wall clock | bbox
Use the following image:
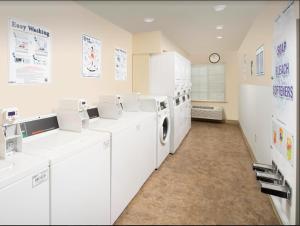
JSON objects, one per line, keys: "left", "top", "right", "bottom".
{"left": 209, "top": 53, "right": 220, "bottom": 63}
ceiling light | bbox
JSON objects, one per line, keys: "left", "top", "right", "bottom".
{"left": 216, "top": 25, "right": 223, "bottom": 30}
{"left": 216, "top": 36, "right": 223, "bottom": 39}
{"left": 214, "top": 4, "right": 226, "bottom": 12}
{"left": 144, "top": 18, "right": 154, "bottom": 23}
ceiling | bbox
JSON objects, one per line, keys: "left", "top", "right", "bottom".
{"left": 78, "top": 1, "right": 268, "bottom": 56}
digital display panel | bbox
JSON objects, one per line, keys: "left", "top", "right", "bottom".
{"left": 8, "top": 111, "right": 16, "bottom": 116}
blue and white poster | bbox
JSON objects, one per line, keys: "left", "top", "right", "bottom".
{"left": 271, "top": 1, "right": 298, "bottom": 224}
{"left": 9, "top": 18, "right": 51, "bottom": 84}
{"left": 82, "top": 34, "right": 101, "bottom": 78}
{"left": 272, "top": 2, "right": 297, "bottom": 167}
{"left": 114, "top": 48, "right": 127, "bottom": 81}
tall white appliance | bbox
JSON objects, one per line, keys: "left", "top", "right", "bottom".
{"left": 149, "top": 51, "right": 192, "bottom": 153}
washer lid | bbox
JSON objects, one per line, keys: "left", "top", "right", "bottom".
{"left": 0, "top": 153, "right": 48, "bottom": 190}
{"left": 22, "top": 129, "right": 110, "bottom": 165}
{"left": 89, "top": 112, "right": 156, "bottom": 134}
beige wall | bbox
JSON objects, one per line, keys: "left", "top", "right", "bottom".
{"left": 133, "top": 31, "right": 188, "bottom": 57}
{"left": 190, "top": 51, "right": 239, "bottom": 121}
{"left": 238, "top": 1, "right": 287, "bottom": 86}
{"left": 132, "top": 54, "right": 150, "bottom": 94}
{"left": 160, "top": 32, "right": 189, "bottom": 58}
{"left": 0, "top": 1, "right": 132, "bottom": 117}
{"left": 190, "top": 1, "right": 295, "bottom": 121}
{"left": 132, "top": 30, "right": 189, "bottom": 94}
{"left": 133, "top": 31, "right": 161, "bottom": 54}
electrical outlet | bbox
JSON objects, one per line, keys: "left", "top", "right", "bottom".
{"left": 272, "top": 160, "right": 278, "bottom": 171}
{"left": 254, "top": 134, "right": 257, "bottom": 142}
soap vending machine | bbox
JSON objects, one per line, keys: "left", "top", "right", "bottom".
{"left": 0, "top": 108, "right": 22, "bottom": 159}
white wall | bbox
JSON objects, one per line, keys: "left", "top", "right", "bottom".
{"left": 239, "top": 84, "right": 272, "bottom": 164}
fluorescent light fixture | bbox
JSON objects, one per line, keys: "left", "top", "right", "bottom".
{"left": 144, "top": 18, "right": 155, "bottom": 23}
{"left": 216, "top": 25, "right": 223, "bottom": 30}
{"left": 214, "top": 4, "right": 226, "bottom": 12}
{"left": 216, "top": 36, "right": 223, "bottom": 39}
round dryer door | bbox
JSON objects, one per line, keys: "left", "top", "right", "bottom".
{"left": 160, "top": 115, "right": 170, "bottom": 145}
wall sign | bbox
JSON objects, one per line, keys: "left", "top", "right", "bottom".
{"left": 9, "top": 18, "right": 51, "bottom": 84}
{"left": 272, "top": 3, "right": 296, "bottom": 167}
{"left": 82, "top": 34, "right": 101, "bottom": 78}
{"left": 114, "top": 48, "right": 127, "bottom": 81}
{"left": 271, "top": 1, "right": 298, "bottom": 224}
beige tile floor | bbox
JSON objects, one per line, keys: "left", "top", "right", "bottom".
{"left": 115, "top": 121, "right": 280, "bottom": 225}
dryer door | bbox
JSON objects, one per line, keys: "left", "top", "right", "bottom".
{"left": 160, "top": 115, "right": 170, "bottom": 145}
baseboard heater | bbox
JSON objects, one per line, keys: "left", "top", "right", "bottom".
{"left": 191, "top": 106, "right": 224, "bottom": 121}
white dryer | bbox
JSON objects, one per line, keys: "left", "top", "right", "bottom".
{"left": 87, "top": 107, "right": 156, "bottom": 224}
{"left": 21, "top": 114, "right": 111, "bottom": 225}
{"left": 0, "top": 153, "right": 49, "bottom": 225}
{"left": 139, "top": 96, "right": 171, "bottom": 168}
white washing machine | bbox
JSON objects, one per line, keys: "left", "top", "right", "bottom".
{"left": 0, "top": 153, "right": 49, "bottom": 225}
{"left": 87, "top": 107, "right": 156, "bottom": 224}
{"left": 21, "top": 114, "right": 111, "bottom": 225}
{"left": 139, "top": 96, "right": 171, "bottom": 168}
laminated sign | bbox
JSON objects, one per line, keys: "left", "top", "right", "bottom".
{"left": 82, "top": 34, "right": 101, "bottom": 77}
{"left": 114, "top": 48, "right": 127, "bottom": 81}
{"left": 9, "top": 19, "right": 51, "bottom": 84}
{"left": 271, "top": 2, "right": 297, "bottom": 167}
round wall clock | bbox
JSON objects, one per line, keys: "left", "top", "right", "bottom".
{"left": 209, "top": 53, "right": 220, "bottom": 63}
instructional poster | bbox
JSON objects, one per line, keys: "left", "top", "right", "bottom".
{"left": 114, "top": 48, "right": 127, "bottom": 80}
{"left": 82, "top": 35, "right": 101, "bottom": 77}
{"left": 9, "top": 18, "right": 50, "bottom": 84}
{"left": 271, "top": 2, "right": 297, "bottom": 167}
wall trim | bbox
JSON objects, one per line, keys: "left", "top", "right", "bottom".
{"left": 238, "top": 121, "right": 283, "bottom": 225}
{"left": 225, "top": 120, "right": 239, "bottom": 125}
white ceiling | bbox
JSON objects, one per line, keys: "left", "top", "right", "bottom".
{"left": 78, "top": 1, "right": 268, "bottom": 56}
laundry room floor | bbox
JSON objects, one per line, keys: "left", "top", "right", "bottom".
{"left": 115, "top": 121, "right": 280, "bottom": 225}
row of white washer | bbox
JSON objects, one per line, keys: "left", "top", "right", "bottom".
{"left": 0, "top": 95, "right": 174, "bottom": 225}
